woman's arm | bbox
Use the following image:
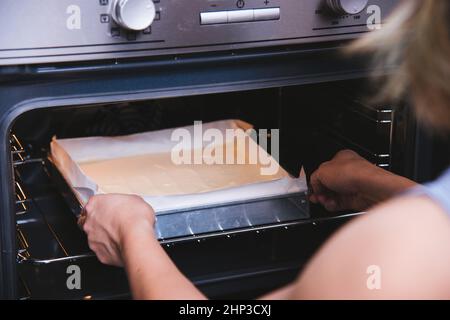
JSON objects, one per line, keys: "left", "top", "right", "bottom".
{"left": 259, "top": 285, "right": 296, "bottom": 300}
{"left": 122, "top": 227, "right": 205, "bottom": 300}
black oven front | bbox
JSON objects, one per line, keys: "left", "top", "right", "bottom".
{"left": 1, "top": 0, "right": 434, "bottom": 300}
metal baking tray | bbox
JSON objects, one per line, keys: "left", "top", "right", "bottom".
{"left": 47, "top": 158, "right": 310, "bottom": 244}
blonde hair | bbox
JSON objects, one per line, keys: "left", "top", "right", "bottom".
{"left": 350, "top": 0, "right": 450, "bottom": 132}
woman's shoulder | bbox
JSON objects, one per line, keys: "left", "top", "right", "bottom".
{"left": 293, "top": 195, "right": 450, "bottom": 299}
{"left": 416, "top": 167, "right": 450, "bottom": 214}
{"left": 428, "top": 167, "right": 450, "bottom": 186}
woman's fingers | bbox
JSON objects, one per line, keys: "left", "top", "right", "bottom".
{"left": 78, "top": 194, "right": 156, "bottom": 267}
{"left": 310, "top": 170, "right": 326, "bottom": 195}
{"left": 323, "top": 199, "right": 338, "bottom": 212}
{"left": 310, "top": 166, "right": 337, "bottom": 209}
{"left": 310, "top": 189, "right": 345, "bottom": 212}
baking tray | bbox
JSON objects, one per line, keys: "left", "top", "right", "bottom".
{"left": 47, "top": 158, "right": 310, "bottom": 243}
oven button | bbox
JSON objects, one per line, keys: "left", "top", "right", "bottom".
{"left": 227, "top": 9, "right": 254, "bottom": 23}
{"left": 253, "top": 8, "right": 280, "bottom": 21}
{"left": 326, "top": 0, "right": 369, "bottom": 15}
{"left": 112, "top": 0, "right": 156, "bottom": 31}
{"left": 200, "top": 11, "right": 228, "bottom": 25}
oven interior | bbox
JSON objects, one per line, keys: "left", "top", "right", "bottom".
{"left": 10, "top": 78, "right": 407, "bottom": 299}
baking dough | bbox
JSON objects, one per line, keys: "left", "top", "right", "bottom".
{"left": 79, "top": 141, "right": 287, "bottom": 196}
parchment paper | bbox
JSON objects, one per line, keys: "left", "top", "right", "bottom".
{"left": 51, "top": 120, "right": 307, "bottom": 213}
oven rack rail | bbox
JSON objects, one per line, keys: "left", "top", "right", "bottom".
{"left": 13, "top": 196, "right": 310, "bottom": 266}
{"left": 10, "top": 133, "right": 59, "bottom": 263}
{"left": 11, "top": 133, "right": 32, "bottom": 262}
{"left": 316, "top": 86, "right": 394, "bottom": 170}
{"left": 17, "top": 211, "right": 362, "bottom": 267}
{"left": 325, "top": 129, "right": 392, "bottom": 169}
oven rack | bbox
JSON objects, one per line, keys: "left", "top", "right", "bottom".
{"left": 326, "top": 130, "right": 392, "bottom": 169}
{"left": 40, "top": 171, "right": 312, "bottom": 261}
{"left": 10, "top": 134, "right": 70, "bottom": 264}
{"left": 11, "top": 133, "right": 315, "bottom": 267}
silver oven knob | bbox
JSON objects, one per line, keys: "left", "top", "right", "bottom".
{"left": 326, "top": 0, "right": 369, "bottom": 15}
{"left": 112, "top": 0, "right": 156, "bottom": 31}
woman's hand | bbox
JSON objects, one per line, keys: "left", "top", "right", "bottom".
{"left": 80, "top": 194, "right": 205, "bottom": 299}
{"left": 310, "top": 150, "right": 417, "bottom": 212}
{"left": 80, "top": 194, "right": 156, "bottom": 267}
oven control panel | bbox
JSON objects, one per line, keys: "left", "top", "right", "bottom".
{"left": 0, "top": 0, "right": 398, "bottom": 65}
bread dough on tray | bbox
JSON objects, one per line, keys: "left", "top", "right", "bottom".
{"left": 80, "top": 147, "right": 287, "bottom": 197}
{"left": 50, "top": 120, "right": 306, "bottom": 213}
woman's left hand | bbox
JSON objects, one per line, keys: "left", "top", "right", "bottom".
{"left": 80, "top": 194, "right": 156, "bottom": 267}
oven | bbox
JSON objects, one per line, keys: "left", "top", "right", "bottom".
{"left": 3, "top": 0, "right": 443, "bottom": 300}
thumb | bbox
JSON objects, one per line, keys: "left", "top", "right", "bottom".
{"left": 310, "top": 170, "right": 326, "bottom": 195}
